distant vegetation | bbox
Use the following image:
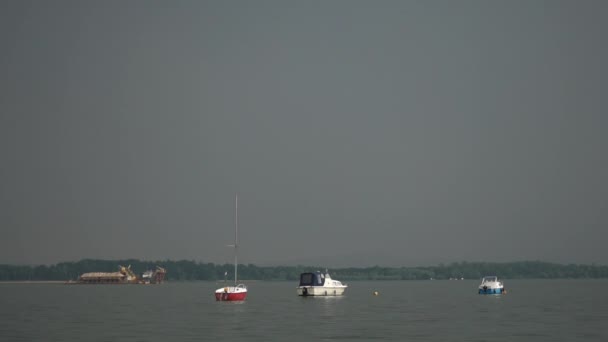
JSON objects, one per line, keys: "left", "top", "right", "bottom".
{"left": 1, "top": 260, "right": 607, "bottom": 281}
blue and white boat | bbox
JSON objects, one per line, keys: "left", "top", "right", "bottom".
{"left": 478, "top": 276, "right": 505, "bottom": 294}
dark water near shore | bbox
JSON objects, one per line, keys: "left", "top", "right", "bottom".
{"left": 1, "top": 279, "right": 607, "bottom": 341}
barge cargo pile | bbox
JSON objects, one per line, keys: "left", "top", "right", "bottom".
{"left": 70, "top": 265, "right": 166, "bottom": 284}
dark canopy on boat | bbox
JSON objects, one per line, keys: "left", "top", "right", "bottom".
{"left": 299, "top": 272, "right": 325, "bottom": 286}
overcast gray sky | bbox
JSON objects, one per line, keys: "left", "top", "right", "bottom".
{"left": 1, "top": 0, "right": 607, "bottom": 267}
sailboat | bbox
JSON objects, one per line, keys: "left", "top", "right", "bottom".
{"left": 214, "top": 194, "right": 248, "bottom": 301}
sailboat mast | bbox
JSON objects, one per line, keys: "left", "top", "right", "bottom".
{"left": 234, "top": 193, "right": 238, "bottom": 285}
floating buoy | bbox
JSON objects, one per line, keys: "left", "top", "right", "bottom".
{"left": 373, "top": 291, "right": 379, "bottom": 296}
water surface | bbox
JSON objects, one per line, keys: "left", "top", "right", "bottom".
{"left": 1, "top": 279, "right": 607, "bottom": 341}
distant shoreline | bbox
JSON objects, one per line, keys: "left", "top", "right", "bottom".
{"left": 2, "top": 260, "right": 607, "bottom": 281}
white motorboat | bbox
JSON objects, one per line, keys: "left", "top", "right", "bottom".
{"left": 297, "top": 270, "right": 347, "bottom": 296}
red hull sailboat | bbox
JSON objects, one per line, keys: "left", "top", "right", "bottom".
{"left": 215, "top": 284, "right": 248, "bottom": 301}
{"left": 215, "top": 194, "right": 248, "bottom": 301}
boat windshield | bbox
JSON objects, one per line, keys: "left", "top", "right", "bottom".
{"left": 482, "top": 276, "right": 498, "bottom": 282}
{"left": 299, "top": 272, "right": 325, "bottom": 286}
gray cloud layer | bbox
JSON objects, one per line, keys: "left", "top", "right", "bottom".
{"left": 1, "top": 1, "right": 607, "bottom": 266}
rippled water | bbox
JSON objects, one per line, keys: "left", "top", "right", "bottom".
{"left": 1, "top": 279, "right": 607, "bottom": 341}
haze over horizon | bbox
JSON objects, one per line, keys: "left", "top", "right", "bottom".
{"left": 2, "top": 1, "right": 607, "bottom": 267}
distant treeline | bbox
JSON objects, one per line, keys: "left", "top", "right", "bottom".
{"left": 0, "top": 259, "right": 607, "bottom": 281}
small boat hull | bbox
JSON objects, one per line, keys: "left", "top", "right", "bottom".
{"left": 215, "top": 285, "right": 248, "bottom": 301}
{"left": 215, "top": 292, "right": 248, "bottom": 301}
{"left": 478, "top": 288, "right": 504, "bottom": 295}
{"left": 297, "top": 286, "right": 347, "bottom": 296}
